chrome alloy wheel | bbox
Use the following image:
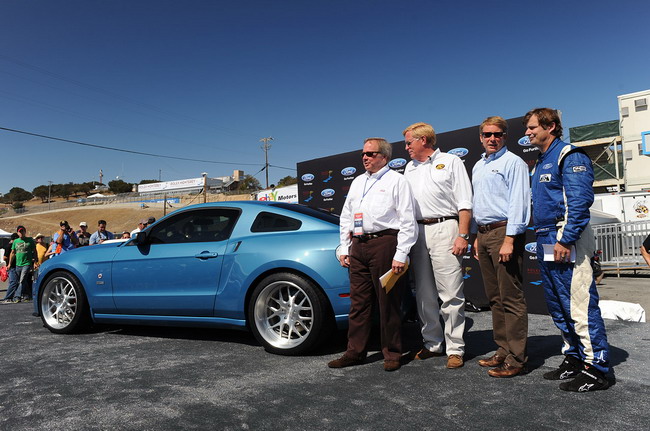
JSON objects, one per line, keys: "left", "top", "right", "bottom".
{"left": 41, "top": 276, "right": 79, "bottom": 330}
{"left": 253, "top": 280, "right": 314, "bottom": 349}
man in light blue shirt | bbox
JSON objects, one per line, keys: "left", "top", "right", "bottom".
{"left": 89, "top": 219, "right": 114, "bottom": 245}
{"left": 471, "top": 116, "right": 530, "bottom": 378}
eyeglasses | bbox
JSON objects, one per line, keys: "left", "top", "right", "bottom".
{"left": 481, "top": 132, "right": 505, "bottom": 138}
{"left": 361, "top": 151, "right": 381, "bottom": 158}
{"left": 405, "top": 136, "right": 421, "bottom": 146}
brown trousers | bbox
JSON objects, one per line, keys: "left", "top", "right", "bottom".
{"left": 346, "top": 234, "right": 403, "bottom": 362}
{"left": 476, "top": 226, "right": 528, "bottom": 367}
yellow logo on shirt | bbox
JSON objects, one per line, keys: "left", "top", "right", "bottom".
{"left": 436, "top": 164, "right": 445, "bottom": 169}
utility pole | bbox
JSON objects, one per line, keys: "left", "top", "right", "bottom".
{"left": 202, "top": 172, "right": 208, "bottom": 203}
{"left": 48, "top": 181, "right": 52, "bottom": 211}
{"left": 260, "top": 137, "right": 273, "bottom": 189}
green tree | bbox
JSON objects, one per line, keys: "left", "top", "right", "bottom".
{"left": 108, "top": 179, "right": 133, "bottom": 194}
{"left": 60, "top": 183, "right": 74, "bottom": 201}
{"left": 237, "top": 175, "right": 262, "bottom": 192}
{"left": 75, "top": 182, "right": 94, "bottom": 196}
{"left": 139, "top": 179, "right": 160, "bottom": 185}
{"left": 276, "top": 176, "right": 297, "bottom": 187}
{"left": 32, "top": 185, "right": 50, "bottom": 203}
{"left": 5, "top": 187, "right": 33, "bottom": 203}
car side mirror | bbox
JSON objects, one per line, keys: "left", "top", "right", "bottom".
{"left": 134, "top": 230, "right": 148, "bottom": 245}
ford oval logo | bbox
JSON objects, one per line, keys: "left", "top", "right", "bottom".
{"left": 341, "top": 167, "right": 357, "bottom": 176}
{"left": 518, "top": 136, "right": 531, "bottom": 147}
{"left": 321, "top": 188, "right": 335, "bottom": 197}
{"left": 525, "top": 242, "right": 537, "bottom": 254}
{"left": 301, "top": 173, "right": 315, "bottom": 182}
{"left": 388, "top": 158, "right": 407, "bottom": 169}
{"left": 448, "top": 148, "right": 469, "bottom": 158}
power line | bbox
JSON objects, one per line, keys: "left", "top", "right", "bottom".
{"left": 0, "top": 126, "right": 260, "bottom": 166}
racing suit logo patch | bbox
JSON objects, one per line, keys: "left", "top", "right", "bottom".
{"left": 435, "top": 164, "right": 445, "bottom": 170}
{"left": 572, "top": 165, "right": 587, "bottom": 172}
{"left": 539, "top": 174, "right": 551, "bottom": 182}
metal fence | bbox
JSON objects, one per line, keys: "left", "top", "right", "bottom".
{"left": 593, "top": 220, "right": 650, "bottom": 272}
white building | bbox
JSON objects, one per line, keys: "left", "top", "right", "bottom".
{"left": 618, "top": 89, "right": 650, "bottom": 192}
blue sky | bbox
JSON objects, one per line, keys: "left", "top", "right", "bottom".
{"left": 1, "top": 0, "right": 648, "bottom": 194}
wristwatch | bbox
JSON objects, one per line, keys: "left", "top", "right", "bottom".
{"left": 458, "top": 233, "right": 470, "bottom": 240}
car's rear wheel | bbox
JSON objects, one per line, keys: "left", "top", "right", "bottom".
{"left": 40, "top": 271, "right": 90, "bottom": 334}
{"left": 249, "top": 272, "right": 331, "bottom": 355}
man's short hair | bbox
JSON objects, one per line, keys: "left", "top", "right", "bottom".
{"left": 524, "top": 108, "right": 563, "bottom": 138}
{"left": 480, "top": 116, "right": 508, "bottom": 134}
{"left": 364, "top": 137, "right": 392, "bottom": 160}
{"left": 402, "top": 122, "right": 436, "bottom": 148}
{"left": 98, "top": 220, "right": 107, "bottom": 226}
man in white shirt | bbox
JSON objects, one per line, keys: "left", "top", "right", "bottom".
{"left": 328, "top": 138, "right": 418, "bottom": 372}
{"left": 403, "top": 122, "right": 473, "bottom": 369}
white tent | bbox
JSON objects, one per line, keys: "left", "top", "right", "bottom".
{"left": 88, "top": 193, "right": 105, "bottom": 198}
{"left": 0, "top": 228, "right": 12, "bottom": 238}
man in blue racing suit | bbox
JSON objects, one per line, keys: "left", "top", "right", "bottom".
{"left": 526, "top": 108, "right": 609, "bottom": 392}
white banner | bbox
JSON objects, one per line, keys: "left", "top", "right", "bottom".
{"left": 256, "top": 184, "right": 298, "bottom": 204}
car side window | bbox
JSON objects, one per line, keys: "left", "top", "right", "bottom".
{"left": 148, "top": 208, "right": 240, "bottom": 244}
{"left": 250, "top": 212, "right": 302, "bottom": 232}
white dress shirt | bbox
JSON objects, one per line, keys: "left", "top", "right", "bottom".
{"left": 339, "top": 166, "right": 418, "bottom": 263}
{"left": 403, "top": 149, "right": 473, "bottom": 219}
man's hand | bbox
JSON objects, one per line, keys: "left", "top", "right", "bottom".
{"left": 499, "top": 236, "right": 515, "bottom": 263}
{"left": 452, "top": 237, "right": 468, "bottom": 256}
{"left": 391, "top": 259, "right": 405, "bottom": 274}
{"left": 554, "top": 242, "right": 572, "bottom": 263}
{"left": 339, "top": 254, "right": 350, "bottom": 268}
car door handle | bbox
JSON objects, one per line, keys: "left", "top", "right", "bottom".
{"left": 194, "top": 251, "right": 219, "bottom": 259}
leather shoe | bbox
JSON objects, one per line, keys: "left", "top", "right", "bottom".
{"left": 478, "top": 354, "right": 506, "bottom": 368}
{"left": 328, "top": 354, "right": 364, "bottom": 368}
{"left": 414, "top": 348, "right": 444, "bottom": 360}
{"left": 446, "top": 354, "right": 464, "bottom": 369}
{"left": 488, "top": 363, "right": 525, "bottom": 378}
{"left": 384, "top": 360, "right": 401, "bottom": 371}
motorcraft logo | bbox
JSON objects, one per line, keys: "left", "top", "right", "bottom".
{"left": 341, "top": 167, "right": 356, "bottom": 176}
{"left": 448, "top": 148, "right": 468, "bottom": 158}
{"left": 525, "top": 242, "right": 537, "bottom": 254}
{"left": 301, "top": 173, "right": 314, "bottom": 182}
{"left": 518, "top": 136, "right": 531, "bottom": 147}
{"left": 321, "top": 188, "right": 335, "bottom": 198}
{"left": 388, "top": 158, "right": 407, "bottom": 169}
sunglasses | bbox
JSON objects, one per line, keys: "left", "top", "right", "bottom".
{"left": 361, "top": 151, "right": 381, "bottom": 158}
{"left": 481, "top": 132, "right": 505, "bottom": 138}
{"left": 405, "top": 136, "right": 421, "bottom": 146}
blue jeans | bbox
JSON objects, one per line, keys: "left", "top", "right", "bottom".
{"left": 15, "top": 265, "right": 33, "bottom": 300}
{"left": 2, "top": 267, "right": 18, "bottom": 300}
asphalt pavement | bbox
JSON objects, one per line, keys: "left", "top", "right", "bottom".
{"left": 0, "top": 276, "right": 648, "bottom": 430}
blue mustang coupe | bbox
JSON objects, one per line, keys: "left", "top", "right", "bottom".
{"left": 33, "top": 201, "right": 350, "bottom": 355}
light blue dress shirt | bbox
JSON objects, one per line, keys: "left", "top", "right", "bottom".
{"left": 471, "top": 146, "right": 530, "bottom": 236}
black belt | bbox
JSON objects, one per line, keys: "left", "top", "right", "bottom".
{"left": 352, "top": 229, "right": 399, "bottom": 241}
{"left": 477, "top": 220, "right": 508, "bottom": 233}
{"left": 417, "top": 216, "right": 458, "bottom": 225}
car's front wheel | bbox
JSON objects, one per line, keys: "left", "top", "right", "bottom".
{"left": 249, "top": 272, "right": 331, "bottom": 355}
{"left": 40, "top": 271, "right": 90, "bottom": 334}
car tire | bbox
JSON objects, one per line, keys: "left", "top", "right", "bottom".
{"left": 40, "top": 271, "right": 91, "bottom": 334}
{"left": 249, "top": 272, "right": 332, "bottom": 355}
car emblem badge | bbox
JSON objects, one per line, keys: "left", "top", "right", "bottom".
{"left": 98, "top": 273, "right": 103, "bottom": 279}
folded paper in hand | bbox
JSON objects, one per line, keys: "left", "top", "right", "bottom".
{"left": 379, "top": 259, "right": 409, "bottom": 293}
{"left": 542, "top": 244, "right": 576, "bottom": 262}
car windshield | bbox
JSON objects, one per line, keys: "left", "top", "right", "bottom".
{"left": 268, "top": 203, "right": 339, "bottom": 225}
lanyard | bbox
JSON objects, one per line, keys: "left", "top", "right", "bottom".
{"left": 361, "top": 168, "right": 388, "bottom": 202}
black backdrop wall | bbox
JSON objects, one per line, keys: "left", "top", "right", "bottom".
{"left": 297, "top": 117, "right": 548, "bottom": 314}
